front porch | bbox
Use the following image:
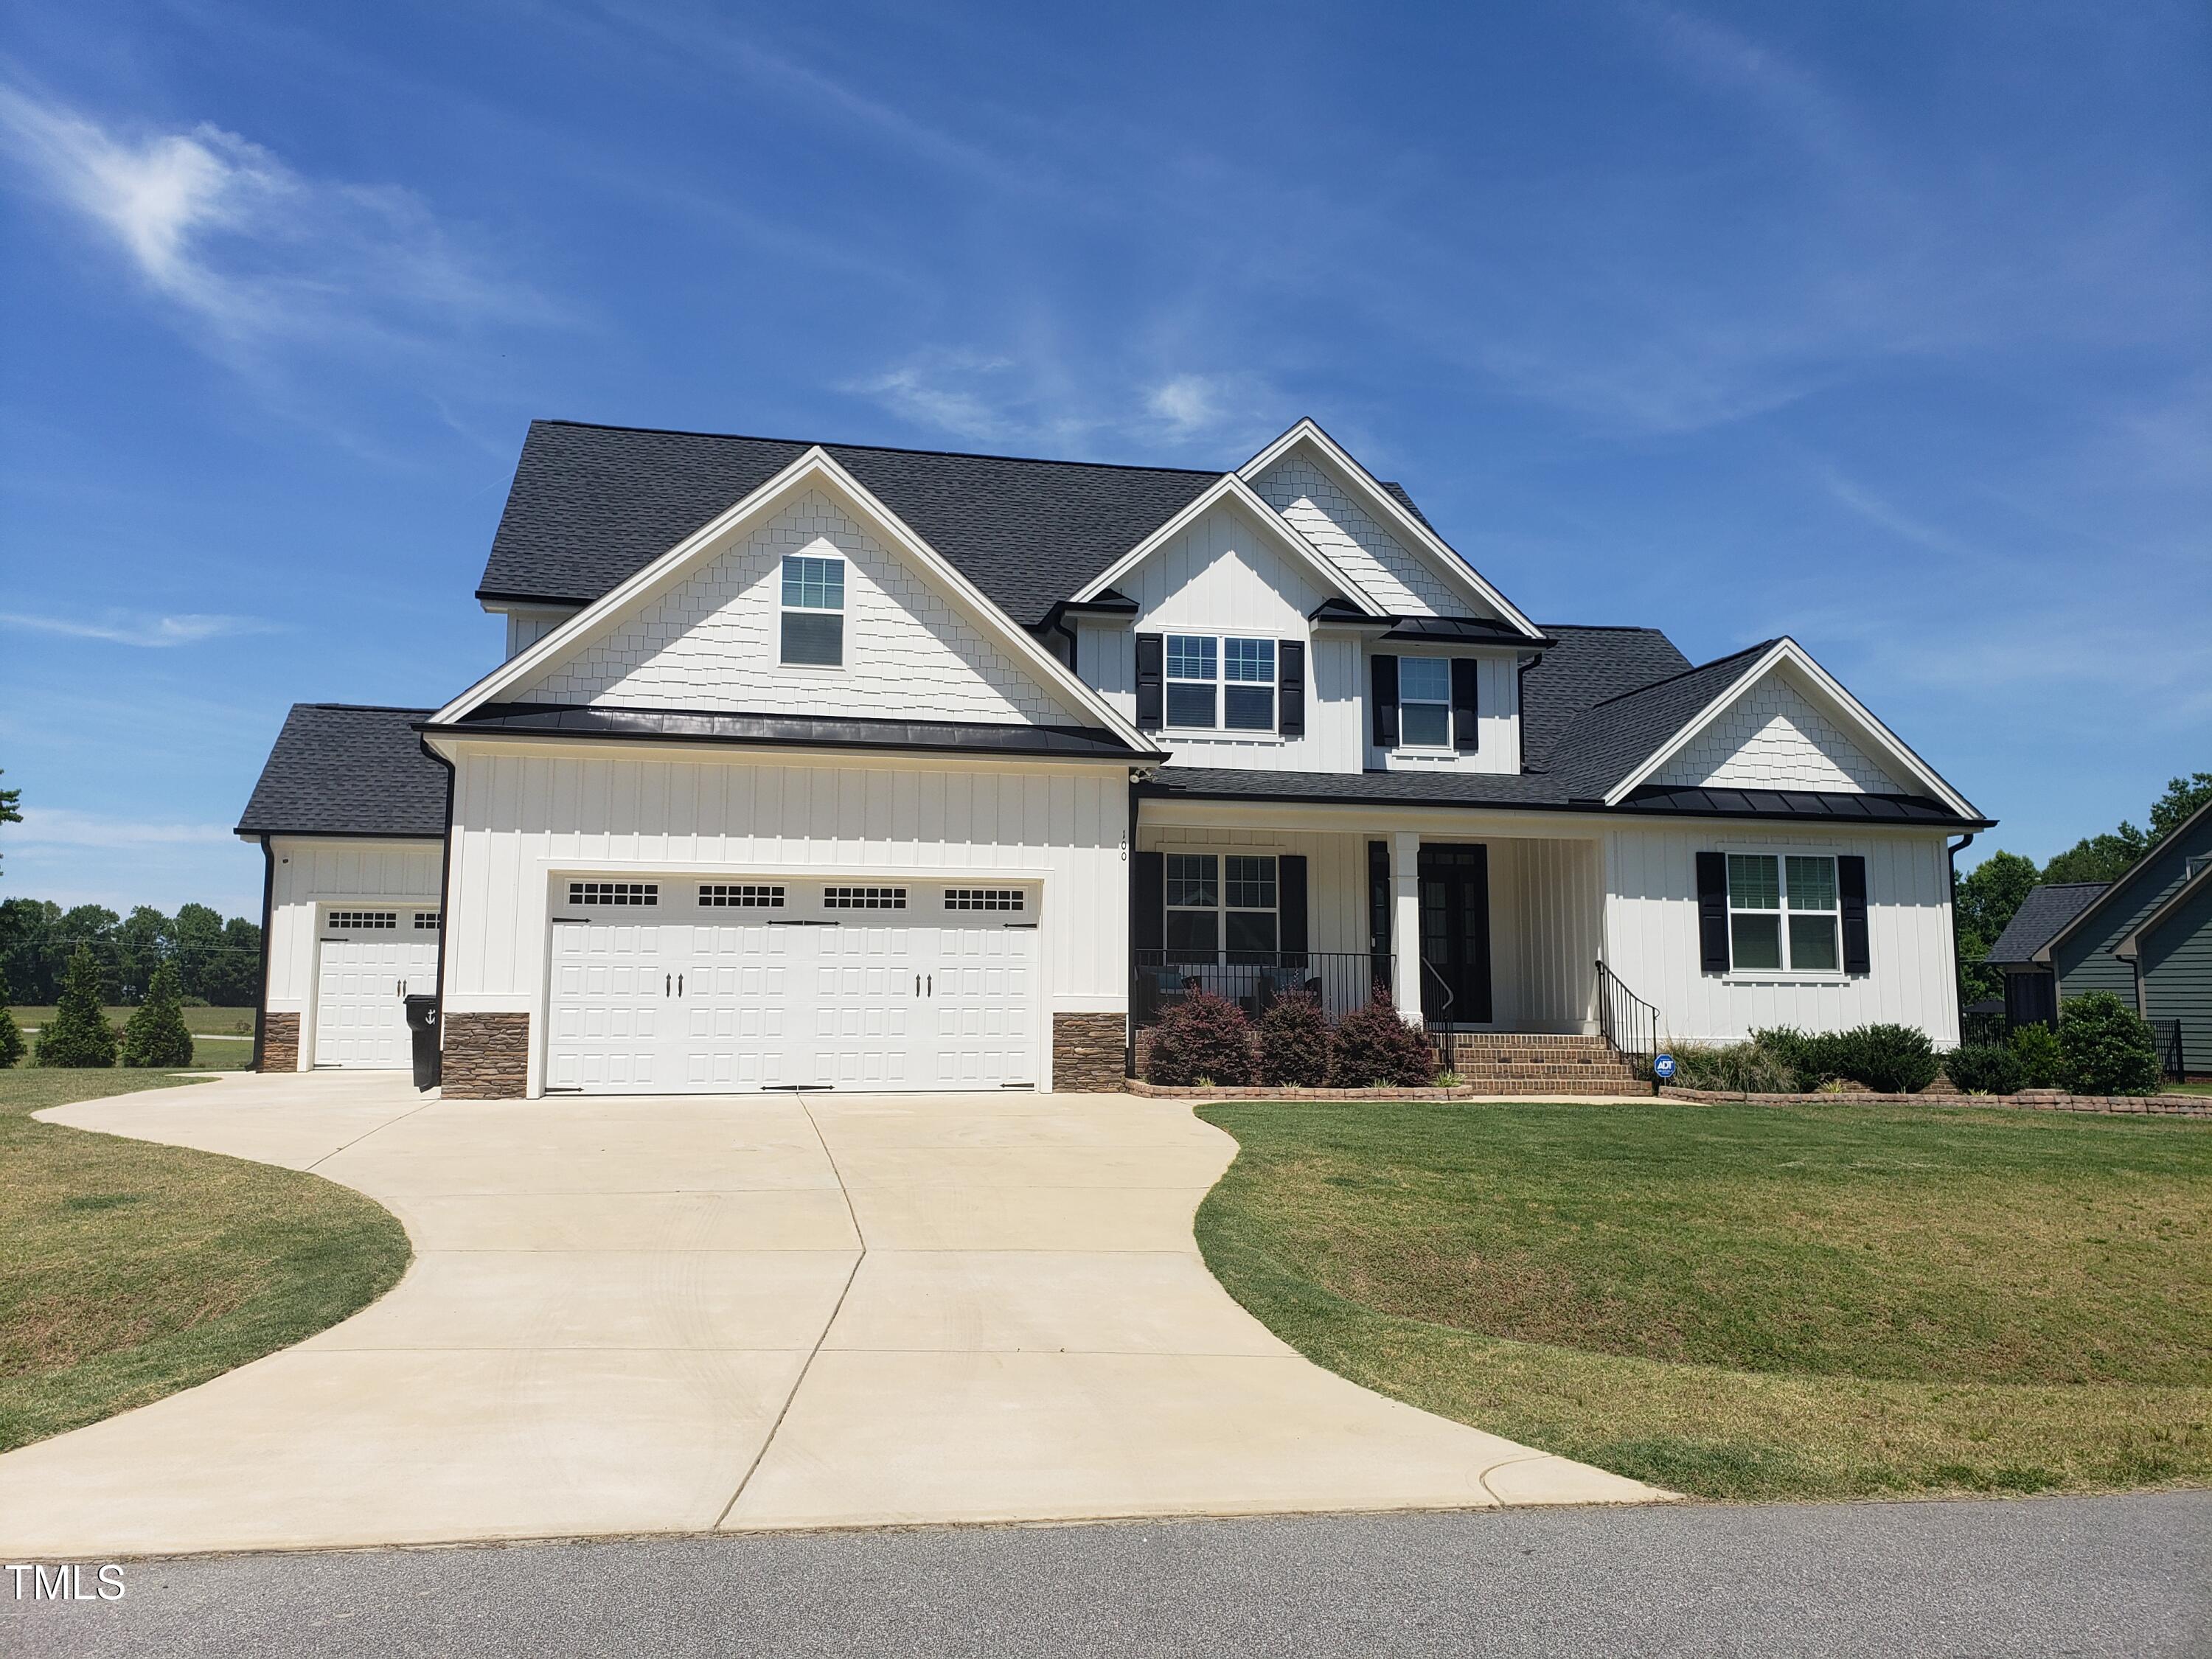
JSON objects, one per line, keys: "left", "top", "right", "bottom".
{"left": 1130, "top": 805, "right": 1637, "bottom": 1088}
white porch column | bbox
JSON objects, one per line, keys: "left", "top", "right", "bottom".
{"left": 1391, "top": 830, "right": 1424, "bottom": 1026}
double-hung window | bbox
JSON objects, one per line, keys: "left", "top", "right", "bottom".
{"left": 780, "top": 555, "right": 845, "bottom": 667}
{"left": 1163, "top": 852, "right": 1279, "bottom": 961}
{"left": 1222, "top": 639, "right": 1275, "bottom": 731}
{"left": 1164, "top": 636, "right": 1276, "bottom": 731}
{"left": 1397, "top": 658, "right": 1452, "bottom": 748}
{"left": 1165, "top": 636, "right": 1217, "bottom": 728}
{"left": 1726, "top": 853, "right": 1840, "bottom": 972}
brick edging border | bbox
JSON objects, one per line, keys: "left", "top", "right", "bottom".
{"left": 1658, "top": 1085, "right": 2211, "bottom": 1119}
{"left": 1125, "top": 1079, "right": 1647, "bottom": 1101}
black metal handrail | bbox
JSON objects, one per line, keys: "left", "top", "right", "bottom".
{"left": 2153, "top": 1018, "right": 2186, "bottom": 1082}
{"left": 1133, "top": 949, "right": 1391, "bottom": 1028}
{"left": 1596, "top": 959, "right": 1661, "bottom": 1094}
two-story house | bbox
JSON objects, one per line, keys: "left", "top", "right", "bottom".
{"left": 237, "top": 417, "right": 1990, "bottom": 1097}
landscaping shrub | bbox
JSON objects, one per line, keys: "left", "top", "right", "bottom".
{"left": 1834, "top": 1024, "right": 1941, "bottom": 1094}
{"left": 1942, "top": 1043, "right": 2022, "bottom": 1096}
{"left": 2057, "top": 992, "right": 2161, "bottom": 1096}
{"left": 1328, "top": 992, "right": 1437, "bottom": 1088}
{"left": 36, "top": 947, "right": 116, "bottom": 1068}
{"left": 1667, "top": 1039, "right": 1796, "bottom": 1093}
{"left": 1144, "top": 990, "right": 1256, "bottom": 1086}
{"left": 121, "top": 961, "right": 195, "bottom": 1069}
{"left": 1751, "top": 1024, "right": 1939, "bottom": 1093}
{"left": 1256, "top": 991, "right": 1332, "bottom": 1087}
{"left": 0, "top": 967, "right": 22, "bottom": 1068}
{"left": 2009, "top": 1022, "right": 2066, "bottom": 1088}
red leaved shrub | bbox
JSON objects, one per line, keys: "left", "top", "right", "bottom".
{"left": 1256, "top": 991, "right": 1332, "bottom": 1087}
{"left": 1144, "top": 989, "right": 1256, "bottom": 1086}
{"left": 1327, "top": 992, "right": 1436, "bottom": 1088}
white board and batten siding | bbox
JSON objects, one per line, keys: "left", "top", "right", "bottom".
{"left": 1077, "top": 498, "right": 1521, "bottom": 776}
{"left": 439, "top": 742, "right": 1128, "bottom": 1096}
{"left": 1603, "top": 824, "right": 1960, "bottom": 1046}
{"left": 263, "top": 836, "right": 444, "bottom": 1071}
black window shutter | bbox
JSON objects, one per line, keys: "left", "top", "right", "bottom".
{"left": 1133, "top": 852, "right": 1164, "bottom": 952}
{"left": 1134, "top": 634, "right": 1164, "bottom": 731}
{"left": 1279, "top": 855, "right": 1308, "bottom": 956}
{"left": 1278, "top": 641, "right": 1305, "bottom": 737}
{"left": 1371, "top": 653, "right": 1399, "bottom": 748}
{"left": 1696, "top": 852, "right": 1730, "bottom": 975}
{"left": 1838, "top": 855, "right": 1871, "bottom": 975}
{"left": 1451, "top": 658, "right": 1481, "bottom": 752}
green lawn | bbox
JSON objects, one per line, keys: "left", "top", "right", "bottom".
{"left": 1196, "top": 1099, "right": 2212, "bottom": 1501}
{"left": 0, "top": 1067, "right": 411, "bottom": 1452}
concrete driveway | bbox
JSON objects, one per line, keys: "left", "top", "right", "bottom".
{"left": 0, "top": 1073, "right": 1661, "bottom": 1555}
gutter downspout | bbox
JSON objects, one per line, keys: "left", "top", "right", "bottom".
{"left": 251, "top": 835, "right": 276, "bottom": 1073}
{"left": 421, "top": 735, "right": 459, "bottom": 1087}
{"left": 1125, "top": 773, "right": 1141, "bottom": 1082}
{"left": 1947, "top": 832, "right": 1977, "bottom": 1042}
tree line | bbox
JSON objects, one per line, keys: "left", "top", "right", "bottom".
{"left": 0, "top": 898, "right": 263, "bottom": 1007}
{"left": 1955, "top": 771, "right": 2212, "bottom": 1006}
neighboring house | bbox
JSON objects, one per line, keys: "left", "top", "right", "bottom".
{"left": 1985, "top": 797, "right": 2212, "bottom": 1077}
{"left": 236, "top": 417, "right": 1991, "bottom": 1098}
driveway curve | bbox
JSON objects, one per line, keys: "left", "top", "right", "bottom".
{"left": 0, "top": 1074, "right": 1661, "bottom": 1555}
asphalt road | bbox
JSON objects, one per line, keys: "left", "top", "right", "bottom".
{"left": 6, "top": 1493, "right": 2207, "bottom": 1658}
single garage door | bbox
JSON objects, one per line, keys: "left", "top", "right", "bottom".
{"left": 544, "top": 879, "right": 1038, "bottom": 1093}
{"left": 314, "top": 908, "right": 441, "bottom": 1068}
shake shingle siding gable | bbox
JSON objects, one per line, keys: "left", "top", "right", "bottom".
{"left": 237, "top": 704, "right": 447, "bottom": 838}
{"left": 479, "top": 420, "right": 1222, "bottom": 627}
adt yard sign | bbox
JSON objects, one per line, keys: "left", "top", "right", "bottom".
{"left": 1653, "top": 1052, "right": 1677, "bottom": 1081}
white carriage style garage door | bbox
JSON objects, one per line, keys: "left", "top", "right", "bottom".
{"left": 544, "top": 878, "right": 1039, "bottom": 1093}
{"left": 314, "top": 908, "right": 442, "bottom": 1068}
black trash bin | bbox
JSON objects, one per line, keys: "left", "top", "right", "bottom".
{"left": 403, "top": 994, "right": 441, "bottom": 1091}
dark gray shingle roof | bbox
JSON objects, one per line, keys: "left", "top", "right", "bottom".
{"left": 1984, "top": 883, "right": 2111, "bottom": 965}
{"left": 237, "top": 705, "right": 446, "bottom": 838}
{"left": 1145, "top": 765, "right": 1979, "bottom": 825}
{"left": 1538, "top": 639, "right": 1778, "bottom": 798}
{"left": 1518, "top": 625, "right": 1695, "bottom": 772}
{"left": 480, "top": 421, "right": 1224, "bottom": 627}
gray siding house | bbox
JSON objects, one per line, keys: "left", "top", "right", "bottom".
{"left": 1985, "top": 797, "right": 2212, "bottom": 1078}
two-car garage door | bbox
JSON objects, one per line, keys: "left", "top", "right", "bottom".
{"left": 543, "top": 879, "right": 1037, "bottom": 1093}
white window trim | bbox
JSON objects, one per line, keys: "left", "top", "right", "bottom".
{"left": 1164, "top": 634, "right": 1279, "bottom": 738}
{"left": 1161, "top": 849, "right": 1281, "bottom": 960}
{"left": 779, "top": 554, "right": 846, "bottom": 672}
{"left": 1394, "top": 655, "right": 1455, "bottom": 754}
{"left": 1722, "top": 849, "right": 1846, "bottom": 982}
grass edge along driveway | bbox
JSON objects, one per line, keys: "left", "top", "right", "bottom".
{"left": 0, "top": 1068, "right": 411, "bottom": 1453}
{"left": 1194, "top": 1098, "right": 2211, "bottom": 1502}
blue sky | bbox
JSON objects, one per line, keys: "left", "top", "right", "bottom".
{"left": 2, "top": 1, "right": 2205, "bottom": 919}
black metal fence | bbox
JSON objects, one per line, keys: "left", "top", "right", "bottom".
{"left": 1131, "top": 950, "right": 1391, "bottom": 1028}
{"left": 2154, "top": 1019, "right": 2187, "bottom": 1082}
{"left": 1596, "top": 959, "right": 1660, "bottom": 1092}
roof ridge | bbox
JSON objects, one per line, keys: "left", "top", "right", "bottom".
{"left": 2036, "top": 880, "right": 2113, "bottom": 890}
{"left": 535, "top": 419, "right": 1222, "bottom": 479}
{"left": 1534, "top": 622, "right": 1675, "bottom": 636}
{"left": 300, "top": 702, "right": 437, "bottom": 714}
{"left": 1574, "top": 637, "right": 1779, "bottom": 714}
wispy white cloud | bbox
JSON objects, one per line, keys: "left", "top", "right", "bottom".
{"left": 10, "top": 807, "right": 237, "bottom": 849}
{"left": 0, "top": 79, "right": 558, "bottom": 365}
{"left": 0, "top": 610, "right": 277, "bottom": 647}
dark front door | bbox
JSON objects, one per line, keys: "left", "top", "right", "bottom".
{"left": 1419, "top": 844, "right": 1492, "bottom": 1026}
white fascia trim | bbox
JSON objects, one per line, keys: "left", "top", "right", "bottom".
{"left": 1237, "top": 418, "right": 1545, "bottom": 640}
{"left": 1070, "top": 473, "right": 1388, "bottom": 617}
{"left": 1601, "top": 637, "right": 1980, "bottom": 819}
{"left": 431, "top": 448, "right": 1150, "bottom": 751}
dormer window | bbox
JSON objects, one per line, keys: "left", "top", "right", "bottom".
{"left": 1164, "top": 634, "right": 1276, "bottom": 732}
{"left": 1166, "top": 636, "right": 1217, "bottom": 727}
{"left": 781, "top": 555, "right": 845, "bottom": 667}
{"left": 1397, "top": 658, "right": 1453, "bottom": 748}
{"left": 1223, "top": 639, "right": 1276, "bottom": 731}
